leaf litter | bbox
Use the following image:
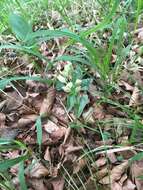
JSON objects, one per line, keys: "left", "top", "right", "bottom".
{"left": 1, "top": 4, "right": 143, "bottom": 190}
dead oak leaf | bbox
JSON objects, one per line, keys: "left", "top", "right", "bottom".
{"left": 99, "top": 161, "right": 128, "bottom": 184}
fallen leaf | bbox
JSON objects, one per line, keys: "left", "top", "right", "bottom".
{"left": 65, "top": 145, "right": 83, "bottom": 155}
{"left": 99, "top": 161, "right": 128, "bottom": 184}
{"left": 111, "top": 182, "right": 122, "bottom": 190}
{"left": 131, "top": 160, "right": 143, "bottom": 190}
{"left": 44, "top": 120, "right": 59, "bottom": 133}
{"left": 51, "top": 178, "right": 65, "bottom": 190}
{"left": 0, "top": 127, "right": 22, "bottom": 140}
{"left": 119, "top": 173, "right": 127, "bottom": 185}
{"left": 96, "top": 167, "right": 108, "bottom": 180}
{"left": 28, "top": 179, "right": 47, "bottom": 190}
{"left": 92, "top": 157, "right": 107, "bottom": 168}
{"left": 129, "top": 84, "right": 140, "bottom": 107}
{"left": 18, "top": 114, "right": 38, "bottom": 127}
{"left": 45, "top": 177, "right": 64, "bottom": 190}
{"left": 107, "top": 153, "right": 117, "bottom": 164}
{"left": 123, "top": 179, "right": 136, "bottom": 190}
{"left": 82, "top": 107, "right": 95, "bottom": 124}
{"left": 44, "top": 146, "right": 51, "bottom": 162}
{"left": 5, "top": 91, "right": 23, "bottom": 112}
{"left": 93, "top": 103, "right": 105, "bottom": 120}
{"left": 119, "top": 80, "right": 134, "bottom": 91}
{"left": 29, "top": 162, "right": 49, "bottom": 178}
{"left": 73, "top": 158, "right": 87, "bottom": 173}
{"left": 0, "top": 112, "right": 6, "bottom": 128}
{"left": 40, "top": 87, "right": 56, "bottom": 116}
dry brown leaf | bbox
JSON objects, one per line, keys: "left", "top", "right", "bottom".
{"left": 0, "top": 127, "right": 22, "bottom": 140}
{"left": 0, "top": 112, "right": 6, "bottom": 128}
{"left": 44, "top": 146, "right": 51, "bottom": 162}
{"left": 18, "top": 114, "right": 38, "bottom": 127}
{"left": 107, "top": 153, "right": 117, "bottom": 164}
{"left": 28, "top": 179, "right": 47, "bottom": 190}
{"left": 93, "top": 103, "right": 105, "bottom": 120}
{"left": 46, "top": 177, "right": 64, "bottom": 190}
{"left": 65, "top": 145, "right": 83, "bottom": 155}
{"left": 123, "top": 179, "right": 136, "bottom": 190}
{"left": 119, "top": 80, "right": 134, "bottom": 91}
{"left": 40, "top": 87, "right": 56, "bottom": 116}
{"left": 29, "top": 162, "right": 49, "bottom": 178}
{"left": 96, "top": 167, "right": 108, "bottom": 180}
{"left": 111, "top": 182, "right": 122, "bottom": 190}
{"left": 44, "top": 120, "right": 59, "bottom": 133}
{"left": 99, "top": 161, "right": 128, "bottom": 184}
{"left": 131, "top": 160, "right": 143, "bottom": 190}
{"left": 129, "top": 85, "right": 140, "bottom": 106}
{"left": 73, "top": 158, "right": 87, "bottom": 173}
{"left": 44, "top": 120, "right": 66, "bottom": 140}
{"left": 82, "top": 107, "right": 95, "bottom": 124}
{"left": 5, "top": 91, "right": 23, "bottom": 112}
{"left": 119, "top": 174, "right": 127, "bottom": 185}
{"left": 44, "top": 177, "right": 65, "bottom": 190}
{"left": 92, "top": 157, "right": 107, "bottom": 168}
{"left": 52, "top": 102, "right": 69, "bottom": 124}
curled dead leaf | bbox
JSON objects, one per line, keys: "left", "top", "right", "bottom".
{"left": 82, "top": 107, "right": 95, "bottom": 124}
{"left": 18, "top": 114, "right": 38, "bottom": 127}
{"left": 29, "top": 162, "right": 49, "bottom": 178}
{"left": 129, "top": 85, "right": 140, "bottom": 107}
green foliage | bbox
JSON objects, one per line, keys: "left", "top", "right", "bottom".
{"left": 18, "top": 161, "right": 28, "bottom": 190}
{"left": 36, "top": 116, "right": 42, "bottom": 152}
{"left": 0, "top": 140, "right": 29, "bottom": 171}
{"left": 0, "top": 76, "right": 50, "bottom": 90}
{"left": 9, "top": 13, "right": 32, "bottom": 42}
{"left": 56, "top": 63, "right": 91, "bottom": 117}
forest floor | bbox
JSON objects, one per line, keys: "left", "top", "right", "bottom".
{"left": 0, "top": 0, "right": 143, "bottom": 190}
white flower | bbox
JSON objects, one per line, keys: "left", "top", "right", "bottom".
{"left": 62, "top": 82, "right": 73, "bottom": 92}
{"left": 57, "top": 74, "right": 67, "bottom": 83}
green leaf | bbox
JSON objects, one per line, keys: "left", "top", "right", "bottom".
{"left": 36, "top": 116, "right": 42, "bottom": 152}
{"left": 9, "top": 13, "right": 32, "bottom": 42}
{"left": 0, "top": 76, "right": 50, "bottom": 90}
{"left": 0, "top": 152, "right": 29, "bottom": 171}
{"left": 77, "top": 94, "right": 89, "bottom": 118}
{"left": 130, "top": 152, "right": 143, "bottom": 162}
{"left": 81, "top": 79, "right": 92, "bottom": 91}
{"left": 67, "top": 94, "right": 76, "bottom": 112}
{"left": 18, "top": 161, "right": 28, "bottom": 190}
